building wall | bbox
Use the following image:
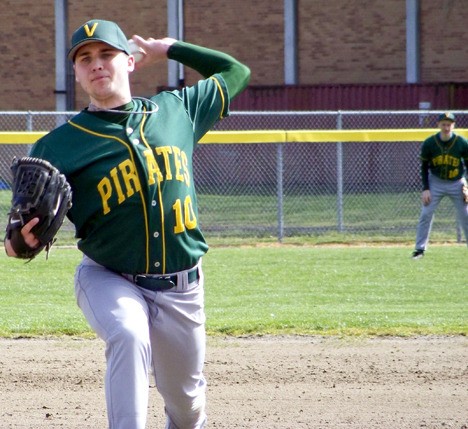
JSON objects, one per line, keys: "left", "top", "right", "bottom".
{"left": 0, "top": 0, "right": 467, "bottom": 111}
{"left": 183, "top": 0, "right": 285, "bottom": 86}
{"left": 421, "top": 1, "right": 468, "bottom": 82}
{"left": 299, "top": 0, "right": 407, "bottom": 84}
{"left": 1, "top": 0, "right": 57, "bottom": 111}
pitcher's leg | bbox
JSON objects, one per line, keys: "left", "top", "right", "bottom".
{"left": 149, "top": 277, "right": 207, "bottom": 429}
{"left": 75, "top": 260, "right": 151, "bottom": 429}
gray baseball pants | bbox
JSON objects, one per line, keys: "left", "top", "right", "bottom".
{"left": 74, "top": 255, "right": 207, "bottom": 429}
{"left": 415, "top": 174, "right": 468, "bottom": 250}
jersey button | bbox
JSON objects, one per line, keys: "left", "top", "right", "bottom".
{"left": 154, "top": 261, "right": 160, "bottom": 268}
{"left": 126, "top": 127, "right": 133, "bottom": 134}
{"left": 151, "top": 200, "right": 157, "bottom": 206}
{"left": 132, "top": 138, "right": 140, "bottom": 145}
{"left": 153, "top": 231, "right": 159, "bottom": 238}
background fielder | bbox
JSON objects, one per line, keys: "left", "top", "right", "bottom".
{"left": 5, "top": 19, "right": 250, "bottom": 429}
{"left": 412, "top": 112, "right": 468, "bottom": 259}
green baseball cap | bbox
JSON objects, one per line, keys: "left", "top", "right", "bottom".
{"left": 68, "top": 19, "right": 131, "bottom": 61}
{"left": 437, "top": 112, "right": 456, "bottom": 122}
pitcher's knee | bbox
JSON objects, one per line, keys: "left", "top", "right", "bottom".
{"left": 164, "top": 393, "right": 206, "bottom": 429}
{"left": 106, "top": 323, "right": 150, "bottom": 360}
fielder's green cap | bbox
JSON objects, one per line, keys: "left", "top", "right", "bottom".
{"left": 437, "top": 112, "right": 456, "bottom": 122}
{"left": 68, "top": 19, "right": 131, "bottom": 61}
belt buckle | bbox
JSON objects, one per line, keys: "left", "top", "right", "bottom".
{"left": 134, "top": 274, "right": 176, "bottom": 291}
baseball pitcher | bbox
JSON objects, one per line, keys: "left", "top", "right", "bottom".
{"left": 4, "top": 19, "right": 250, "bottom": 429}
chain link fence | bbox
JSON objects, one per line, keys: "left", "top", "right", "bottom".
{"left": 1, "top": 110, "right": 467, "bottom": 244}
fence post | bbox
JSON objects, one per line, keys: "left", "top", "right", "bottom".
{"left": 336, "top": 112, "right": 344, "bottom": 232}
{"left": 277, "top": 143, "right": 284, "bottom": 242}
{"left": 27, "top": 111, "right": 33, "bottom": 131}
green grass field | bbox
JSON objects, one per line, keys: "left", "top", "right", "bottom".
{"left": 0, "top": 244, "right": 466, "bottom": 338}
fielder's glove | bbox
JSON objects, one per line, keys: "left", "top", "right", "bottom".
{"left": 5, "top": 157, "right": 72, "bottom": 259}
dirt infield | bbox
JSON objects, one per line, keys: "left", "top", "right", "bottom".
{"left": 0, "top": 336, "right": 467, "bottom": 428}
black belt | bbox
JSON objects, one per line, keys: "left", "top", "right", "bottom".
{"left": 132, "top": 267, "right": 199, "bottom": 291}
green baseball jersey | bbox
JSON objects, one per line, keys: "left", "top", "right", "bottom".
{"left": 420, "top": 132, "right": 468, "bottom": 182}
{"left": 30, "top": 77, "right": 228, "bottom": 275}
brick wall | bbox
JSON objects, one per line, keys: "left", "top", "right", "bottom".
{"left": 183, "top": 0, "right": 285, "bottom": 86}
{"left": 421, "top": 1, "right": 468, "bottom": 82}
{"left": 0, "top": 0, "right": 466, "bottom": 111}
{"left": 1, "top": 0, "right": 56, "bottom": 111}
{"left": 299, "top": 1, "right": 407, "bottom": 84}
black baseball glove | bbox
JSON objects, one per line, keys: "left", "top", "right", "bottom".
{"left": 5, "top": 157, "right": 72, "bottom": 259}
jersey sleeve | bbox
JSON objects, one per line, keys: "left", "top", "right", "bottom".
{"left": 174, "top": 76, "right": 230, "bottom": 142}
{"left": 167, "top": 41, "right": 251, "bottom": 100}
{"left": 419, "top": 136, "right": 433, "bottom": 161}
{"left": 419, "top": 137, "right": 433, "bottom": 190}
{"left": 29, "top": 135, "right": 62, "bottom": 170}
{"left": 28, "top": 125, "right": 75, "bottom": 175}
{"left": 463, "top": 137, "right": 468, "bottom": 177}
{"left": 166, "top": 41, "right": 250, "bottom": 143}
{"left": 420, "top": 160, "right": 430, "bottom": 190}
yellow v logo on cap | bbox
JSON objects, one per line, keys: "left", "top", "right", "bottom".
{"left": 84, "top": 22, "right": 98, "bottom": 37}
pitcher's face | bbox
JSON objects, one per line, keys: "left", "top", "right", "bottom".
{"left": 73, "top": 42, "right": 134, "bottom": 107}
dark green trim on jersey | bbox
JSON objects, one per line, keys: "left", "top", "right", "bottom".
{"left": 86, "top": 101, "right": 134, "bottom": 124}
